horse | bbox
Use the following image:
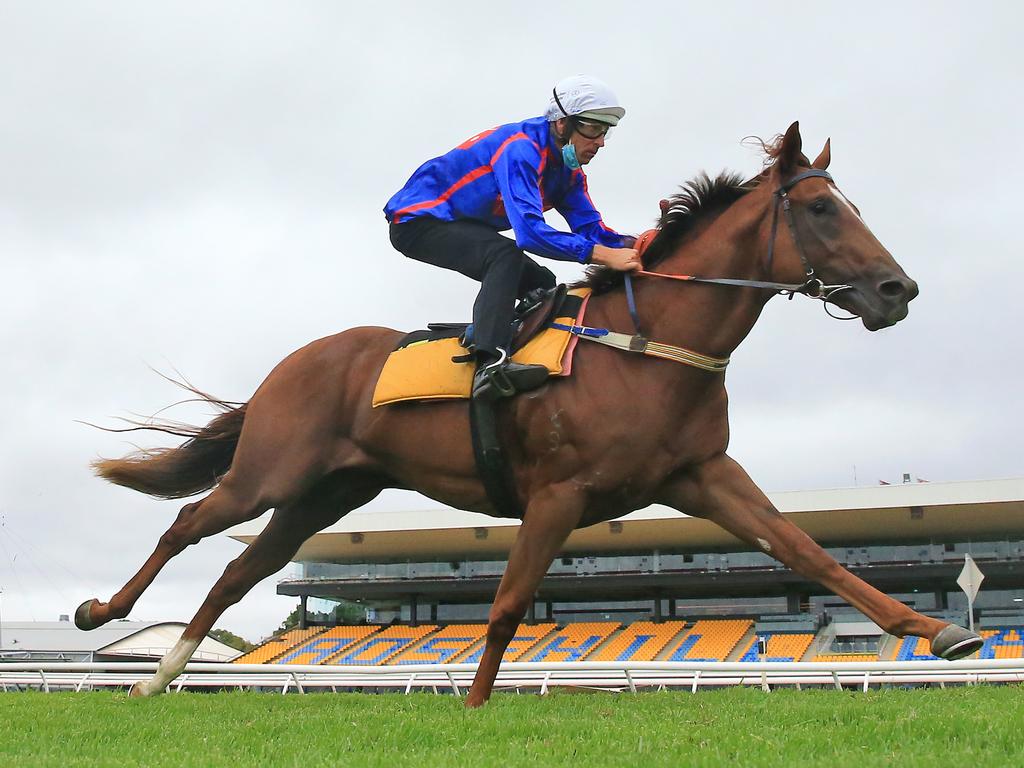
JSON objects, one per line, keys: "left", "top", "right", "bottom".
{"left": 75, "top": 122, "right": 982, "bottom": 706}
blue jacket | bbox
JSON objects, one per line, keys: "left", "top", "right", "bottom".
{"left": 384, "top": 116, "right": 631, "bottom": 263}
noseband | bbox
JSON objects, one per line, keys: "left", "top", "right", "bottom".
{"left": 625, "top": 169, "right": 857, "bottom": 333}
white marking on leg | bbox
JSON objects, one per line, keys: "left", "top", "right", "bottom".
{"left": 757, "top": 537, "right": 772, "bottom": 553}
{"left": 829, "top": 187, "right": 863, "bottom": 221}
{"left": 137, "top": 636, "right": 201, "bottom": 696}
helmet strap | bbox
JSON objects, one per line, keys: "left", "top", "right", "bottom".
{"left": 551, "top": 87, "right": 580, "bottom": 144}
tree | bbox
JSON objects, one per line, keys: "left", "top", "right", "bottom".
{"left": 332, "top": 600, "right": 366, "bottom": 624}
{"left": 209, "top": 628, "right": 253, "bottom": 652}
{"left": 277, "top": 605, "right": 301, "bottom": 633}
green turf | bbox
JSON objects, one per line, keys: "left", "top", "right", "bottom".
{"left": 1, "top": 686, "right": 1021, "bottom": 767}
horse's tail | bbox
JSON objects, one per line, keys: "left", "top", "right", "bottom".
{"left": 92, "top": 386, "right": 247, "bottom": 500}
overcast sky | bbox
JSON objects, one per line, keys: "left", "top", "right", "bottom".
{"left": 1, "top": 2, "right": 1021, "bottom": 642}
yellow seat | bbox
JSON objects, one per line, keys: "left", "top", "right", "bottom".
{"left": 277, "top": 625, "right": 380, "bottom": 665}
{"left": 664, "top": 619, "right": 752, "bottom": 661}
{"left": 391, "top": 624, "right": 489, "bottom": 665}
{"left": 591, "top": 621, "right": 686, "bottom": 662}
{"left": 232, "top": 627, "right": 326, "bottom": 664}
{"left": 524, "top": 622, "right": 620, "bottom": 662}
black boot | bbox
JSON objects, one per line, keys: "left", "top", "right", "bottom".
{"left": 471, "top": 348, "right": 549, "bottom": 403}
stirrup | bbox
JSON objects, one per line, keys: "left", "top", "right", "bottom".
{"left": 474, "top": 349, "right": 517, "bottom": 400}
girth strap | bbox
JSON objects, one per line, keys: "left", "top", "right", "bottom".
{"left": 470, "top": 393, "right": 525, "bottom": 520}
{"left": 551, "top": 322, "right": 729, "bottom": 373}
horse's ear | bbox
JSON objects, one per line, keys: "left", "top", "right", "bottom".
{"left": 777, "top": 121, "right": 803, "bottom": 173}
{"left": 812, "top": 138, "right": 831, "bottom": 170}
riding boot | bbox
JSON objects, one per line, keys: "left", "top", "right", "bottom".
{"left": 471, "top": 348, "right": 548, "bottom": 403}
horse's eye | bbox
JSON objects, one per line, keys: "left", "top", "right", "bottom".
{"left": 810, "top": 200, "right": 829, "bottom": 215}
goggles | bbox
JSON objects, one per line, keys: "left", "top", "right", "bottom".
{"left": 574, "top": 119, "right": 611, "bottom": 140}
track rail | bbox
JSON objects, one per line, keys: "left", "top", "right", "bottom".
{"left": 2, "top": 659, "right": 1023, "bottom": 694}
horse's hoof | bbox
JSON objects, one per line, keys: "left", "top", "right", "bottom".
{"left": 128, "top": 682, "right": 149, "bottom": 698}
{"left": 74, "top": 599, "right": 101, "bottom": 631}
{"left": 930, "top": 624, "right": 984, "bottom": 660}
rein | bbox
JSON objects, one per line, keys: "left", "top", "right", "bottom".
{"left": 557, "top": 170, "right": 856, "bottom": 374}
{"left": 632, "top": 169, "right": 856, "bottom": 313}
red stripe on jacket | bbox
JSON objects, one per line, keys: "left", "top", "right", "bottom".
{"left": 393, "top": 134, "right": 537, "bottom": 223}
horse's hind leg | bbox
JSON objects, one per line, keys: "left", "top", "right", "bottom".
{"left": 129, "top": 476, "right": 381, "bottom": 697}
{"left": 660, "top": 454, "right": 983, "bottom": 659}
{"left": 76, "top": 478, "right": 270, "bottom": 631}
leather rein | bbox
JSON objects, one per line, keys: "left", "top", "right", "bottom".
{"left": 626, "top": 167, "right": 851, "bottom": 325}
{"left": 553, "top": 170, "right": 856, "bottom": 373}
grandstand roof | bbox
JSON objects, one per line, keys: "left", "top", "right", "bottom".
{"left": 229, "top": 478, "right": 1024, "bottom": 563}
{"left": 0, "top": 620, "right": 240, "bottom": 661}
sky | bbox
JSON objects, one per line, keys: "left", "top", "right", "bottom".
{"left": 1, "top": 2, "right": 1021, "bottom": 642}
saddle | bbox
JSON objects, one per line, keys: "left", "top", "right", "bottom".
{"left": 371, "top": 285, "right": 589, "bottom": 408}
{"left": 371, "top": 285, "right": 591, "bottom": 520}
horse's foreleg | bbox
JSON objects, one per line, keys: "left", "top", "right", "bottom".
{"left": 76, "top": 480, "right": 268, "bottom": 631}
{"left": 659, "top": 454, "right": 981, "bottom": 657}
{"left": 464, "top": 486, "right": 585, "bottom": 708}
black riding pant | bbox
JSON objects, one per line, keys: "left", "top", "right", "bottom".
{"left": 389, "top": 217, "right": 556, "bottom": 356}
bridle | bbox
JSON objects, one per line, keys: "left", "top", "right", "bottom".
{"left": 624, "top": 169, "right": 858, "bottom": 334}
{"left": 552, "top": 169, "right": 861, "bottom": 374}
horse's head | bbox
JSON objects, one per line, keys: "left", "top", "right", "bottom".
{"left": 765, "top": 122, "right": 918, "bottom": 331}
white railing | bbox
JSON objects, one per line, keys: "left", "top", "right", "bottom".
{"left": 2, "top": 659, "right": 1023, "bottom": 695}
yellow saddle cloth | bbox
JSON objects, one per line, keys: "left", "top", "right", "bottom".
{"left": 372, "top": 288, "right": 591, "bottom": 407}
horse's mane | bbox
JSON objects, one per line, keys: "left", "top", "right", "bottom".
{"left": 577, "top": 170, "right": 755, "bottom": 294}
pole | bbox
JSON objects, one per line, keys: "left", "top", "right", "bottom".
{"left": 957, "top": 555, "right": 984, "bottom": 635}
{"left": 758, "top": 635, "right": 769, "bottom": 692}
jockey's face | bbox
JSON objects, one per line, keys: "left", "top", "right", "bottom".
{"left": 554, "top": 118, "right": 608, "bottom": 165}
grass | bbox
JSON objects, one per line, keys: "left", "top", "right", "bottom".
{"left": 1, "top": 686, "right": 1022, "bottom": 767}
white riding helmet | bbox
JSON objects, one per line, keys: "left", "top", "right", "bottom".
{"left": 545, "top": 75, "right": 625, "bottom": 126}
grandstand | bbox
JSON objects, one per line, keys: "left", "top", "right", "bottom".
{"left": 231, "top": 478, "right": 1024, "bottom": 666}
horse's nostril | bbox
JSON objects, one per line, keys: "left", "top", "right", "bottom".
{"left": 878, "top": 279, "right": 909, "bottom": 301}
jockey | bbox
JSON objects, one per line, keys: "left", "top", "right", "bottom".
{"left": 385, "top": 75, "right": 641, "bottom": 402}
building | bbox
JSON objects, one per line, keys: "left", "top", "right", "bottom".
{"left": 0, "top": 618, "right": 240, "bottom": 663}
{"left": 231, "top": 477, "right": 1024, "bottom": 632}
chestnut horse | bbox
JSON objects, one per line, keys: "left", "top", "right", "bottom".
{"left": 77, "top": 123, "right": 982, "bottom": 706}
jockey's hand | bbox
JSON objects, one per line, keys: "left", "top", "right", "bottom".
{"left": 591, "top": 245, "right": 642, "bottom": 272}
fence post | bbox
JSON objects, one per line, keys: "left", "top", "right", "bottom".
{"left": 445, "top": 671, "right": 460, "bottom": 697}
{"left": 624, "top": 669, "right": 636, "bottom": 694}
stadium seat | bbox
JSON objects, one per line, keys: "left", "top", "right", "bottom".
{"left": 664, "top": 619, "right": 753, "bottom": 662}
{"left": 232, "top": 627, "right": 327, "bottom": 664}
{"left": 738, "top": 633, "right": 814, "bottom": 662}
{"left": 275, "top": 626, "right": 380, "bottom": 665}
{"left": 812, "top": 653, "right": 878, "bottom": 662}
{"left": 525, "top": 622, "right": 621, "bottom": 662}
{"left": 979, "top": 627, "right": 1024, "bottom": 659}
{"left": 391, "top": 624, "right": 489, "bottom": 665}
{"left": 590, "top": 621, "right": 686, "bottom": 662}
{"left": 456, "top": 624, "right": 557, "bottom": 664}
{"left": 327, "top": 624, "right": 438, "bottom": 665}
{"left": 893, "top": 636, "right": 937, "bottom": 662}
